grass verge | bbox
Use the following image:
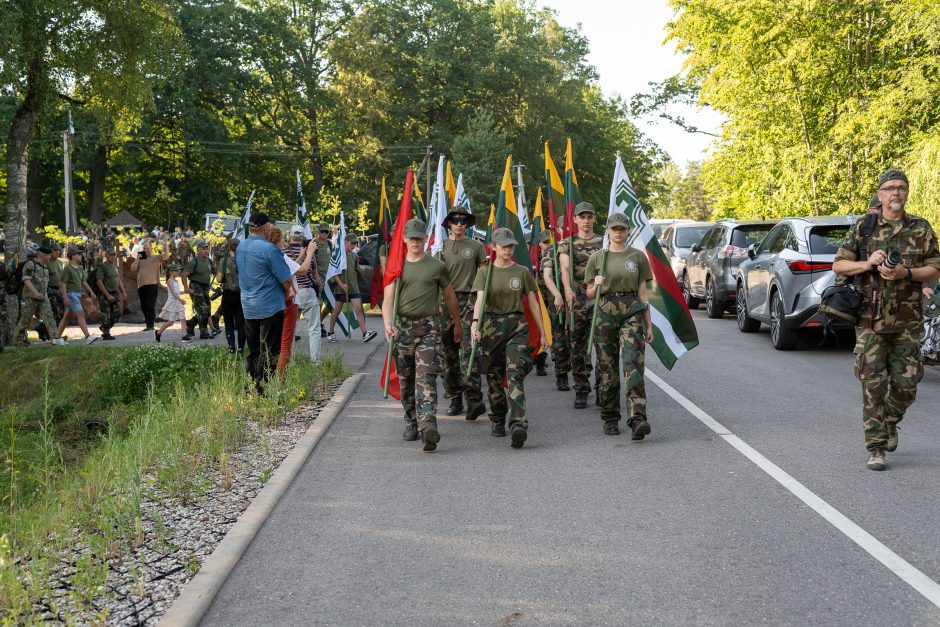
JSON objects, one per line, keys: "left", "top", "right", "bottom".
{"left": 0, "top": 344, "right": 345, "bottom": 621}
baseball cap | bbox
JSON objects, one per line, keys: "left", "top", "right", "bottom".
{"left": 345, "top": 233, "right": 358, "bottom": 243}
{"left": 574, "top": 201, "right": 595, "bottom": 216}
{"left": 491, "top": 227, "right": 517, "bottom": 246}
{"left": 37, "top": 245, "right": 53, "bottom": 255}
{"left": 538, "top": 229, "right": 551, "bottom": 243}
{"left": 248, "top": 212, "right": 271, "bottom": 228}
{"left": 606, "top": 213, "right": 631, "bottom": 229}
{"left": 878, "top": 169, "right": 908, "bottom": 188}
{"left": 289, "top": 225, "right": 305, "bottom": 238}
{"left": 317, "top": 222, "right": 330, "bottom": 232}
{"left": 193, "top": 238, "right": 209, "bottom": 248}
{"left": 404, "top": 219, "right": 428, "bottom": 239}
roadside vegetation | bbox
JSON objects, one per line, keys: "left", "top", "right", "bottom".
{"left": 0, "top": 345, "right": 345, "bottom": 621}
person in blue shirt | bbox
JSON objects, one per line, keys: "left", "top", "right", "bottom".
{"left": 236, "top": 212, "right": 294, "bottom": 393}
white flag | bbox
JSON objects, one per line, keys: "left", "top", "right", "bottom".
{"left": 454, "top": 173, "right": 471, "bottom": 212}
{"left": 235, "top": 190, "right": 255, "bottom": 241}
{"left": 326, "top": 212, "right": 347, "bottom": 282}
{"left": 429, "top": 155, "right": 449, "bottom": 255}
{"left": 296, "top": 170, "right": 312, "bottom": 239}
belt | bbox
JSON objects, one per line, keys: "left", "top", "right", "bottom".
{"left": 487, "top": 312, "right": 524, "bottom": 318}
{"left": 605, "top": 291, "right": 638, "bottom": 297}
{"left": 399, "top": 314, "right": 436, "bottom": 322}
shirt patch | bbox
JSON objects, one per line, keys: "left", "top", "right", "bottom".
{"left": 625, "top": 260, "right": 637, "bottom": 272}
{"left": 461, "top": 248, "right": 474, "bottom": 258}
{"left": 509, "top": 277, "right": 522, "bottom": 291}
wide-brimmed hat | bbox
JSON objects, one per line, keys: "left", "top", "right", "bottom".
{"left": 404, "top": 219, "right": 428, "bottom": 239}
{"left": 442, "top": 205, "right": 476, "bottom": 228}
{"left": 491, "top": 227, "right": 517, "bottom": 246}
{"left": 606, "top": 213, "right": 631, "bottom": 229}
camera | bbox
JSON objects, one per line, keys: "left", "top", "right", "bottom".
{"left": 139, "top": 251, "right": 147, "bottom": 260}
{"left": 882, "top": 251, "right": 902, "bottom": 269}
{"left": 210, "top": 287, "right": 223, "bottom": 301}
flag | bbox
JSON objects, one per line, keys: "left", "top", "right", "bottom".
{"left": 608, "top": 155, "right": 699, "bottom": 369}
{"left": 494, "top": 156, "right": 531, "bottom": 269}
{"left": 370, "top": 177, "right": 393, "bottom": 306}
{"left": 296, "top": 170, "right": 312, "bottom": 239}
{"left": 235, "top": 190, "right": 255, "bottom": 241}
{"left": 445, "top": 160, "right": 457, "bottom": 206}
{"left": 544, "top": 141, "right": 564, "bottom": 242}
{"left": 454, "top": 173, "right": 471, "bottom": 212}
{"left": 326, "top": 211, "right": 347, "bottom": 282}
{"left": 428, "top": 156, "right": 448, "bottom": 255}
{"left": 379, "top": 169, "right": 415, "bottom": 399}
{"left": 322, "top": 283, "right": 357, "bottom": 337}
{"left": 517, "top": 185, "right": 531, "bottom": 238}
{"left": 563, "top": 138, "right": 582, "bottom": 239}
{"left": 485, "top": 203, "right": 496, "bottom": 242}
{"left": 413, "top": 184, "right": 428, "bottom": 224}
{"left": 528, "top": 187, "right": 546, "bottom": 269}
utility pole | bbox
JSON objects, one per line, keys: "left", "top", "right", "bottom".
{"left": 63, "top": 110, "right": 77, "bottom": 233}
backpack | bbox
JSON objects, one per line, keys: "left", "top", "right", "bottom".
{"left": 5, "top": 258, "right": 29, "bottom": 296}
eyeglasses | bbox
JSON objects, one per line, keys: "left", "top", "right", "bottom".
{"left": 319, "top": 230, "right": 330, "bottom": 234}
{"left": 449, "top": 217, "right": 468, "bottom": 225}
{"left": 879, "top": 186, "right": 909, "bottom": 194}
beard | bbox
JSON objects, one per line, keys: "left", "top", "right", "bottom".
{"left": 890, "top": 201, "right": 904, "bottom": 212}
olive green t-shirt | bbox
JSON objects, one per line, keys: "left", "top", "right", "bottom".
{"left": 98, "top": 261, "right": 120, "bottom": 293}
{"left": 584, "top": 248, "right": 652, "bottom": 293}
{"left": 62, "top": 264, "right": 86, "bottom": 292}
{"left": 442, "top": 237, "right": 486, "bottom": 292}
{"left": 341, "top": 250, "right": 359, "bottom": 293}
{"left": 471, "top": 263, "right": 536, "bottom": 315}
{"left": 315, "top": 239, "right": 333, "bottom": 283}
{"left": 46, "top": 258, "right": 64, "bottom": 290}
{"left": 185, "top": 256, "right": 214, "bottom": 285}
{"left": 398, "top": 255, "right": 451, "bottom": 318}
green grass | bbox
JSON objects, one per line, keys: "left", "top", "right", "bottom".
{"left": 0, "top": 344, "right": 346, "bottom": 622}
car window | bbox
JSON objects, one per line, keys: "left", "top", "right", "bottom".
{"left": 661, "top": 226, "right": 673, "bottom": 242}
{"left": 675, "top": 225, "right": 711, "bottom": 248}
{"left": 768, "top": 225, "right": 790, "bottom": 254}
{"left": 731, "top": 225, "right": 774, "bottom": 249}
{"left": 652, "top": 224, "right": 665, "bottom": 237}
{"left": 809, "top": 225, "right": 850, "bottom": 254}
{"left": 699, "top": 228, "right": 719, "bottom": 250}
{"left": 784, "top": 228, "right": 800, "bottom": 252}
{"left": 757, "top": 224, "right": 783, "bottom": 254}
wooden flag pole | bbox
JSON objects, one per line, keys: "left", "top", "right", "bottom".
{"left": 586, "top": 248, "right": 608, "bottom": 356}
{"left": 382, "top": 280, "right": 401, "bottom": 399}
{"left": 466, "top": 262, "right": 494, "bottom": 379}
{"left": 568, "top": 231, "right": 576, "bottom": 332}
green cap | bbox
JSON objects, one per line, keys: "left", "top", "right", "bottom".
{"left": 404, "top": 219, "right": 427, "bottom": 239}
{"left": 606, "top": 213, "right": 631, "bottom": 229}
{"left": 345, "top": 233, "right": 358, "bottom": 243}
{"left": 491, "top": 227, "right": 517, "bottom": 246}
{"left": 317, "top": 222, "right": 330, "bottom": 232}
{"left": 869, "top": 194, "right": 882, "bottom": 209}
{"left": 193, "top": 238, "right": 209, "bottom": 248}
{"left": 878, "top": 169, "right": 908, "bottom": 188}
{"left": 538, "top": 229, "right": 551, "bottom": 243}
{"left": 574, "top": 201, "right": 595, "bottom": 216}
{"left": 166, "top": 263, "right": 182, "bottom": 272}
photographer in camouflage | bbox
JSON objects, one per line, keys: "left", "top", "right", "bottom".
{"left": 833, "top": 169, "right": 940, "bottom": 471}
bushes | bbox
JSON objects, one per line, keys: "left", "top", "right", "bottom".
{"left": 96, "top": 344, "right": 233, "bottom": 403}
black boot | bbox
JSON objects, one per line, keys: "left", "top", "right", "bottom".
{"left": 510, "top": 425, "right": 527, "bottom": 448}
{"left": 446, "top": 397, "right": 463, "bottom": 416}
{"left": 535, "top": 354, "right": 547, "bottom": 376}
{"left": 595, "top": 391, "right": 601, "bottom": 407}
{"left": 491, "top": 419, "right": 507, "bottom": 437}
{"left": 574, "top": 391, "right": 588, "bottom": 409}
{"left": 604, "top": 420, "right": 620, "bottom": 435}
{"left": 630, "top": 417, "right": 651, "bottom": 441}
{"left": 556, "top": 374, "right": 570, "bottom": 391}
{"left": 421, "top": 426, "right": 440, "bottom": 452}
{"left": 465, "top": 401, "right": 486, "bottom": 421}
{"left": 403, "top": 422, "right": 419, "bottom": 441}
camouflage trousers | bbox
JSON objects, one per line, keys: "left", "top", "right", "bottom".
{"left": 393, "top": 316, "right": 443, "bottom": 433}
{"left": 442, "top": 291, "right": 483, "bottom": 403}
{"left": 47, "top": 288, "right": 65, "bottom": 326}
{"left": 853, "top": 327, "right": 923, "bottom": 451}
{"left": 543, "top": 285, "right": 570, "bottom": 375}
{"left": 594, "top": 293, "right": 647, "bottom": 423}
{"left": 481, "top": 313, "right": 532, "bottom": 429}
{"left": 98, "top": 291, "right": 121, "bottom": 332}
{"left": 12, "top": 297, "right": 59, "bottom": 344}
{"left": 568, "top": 290, "right": 593, "bottom": 393}
{"left": 189, "top": 282, "right": 211, "bottom": 330}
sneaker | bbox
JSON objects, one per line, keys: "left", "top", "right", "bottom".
{"left": 52, "top": 338, "right": 67, "bottom": 346}
{"left": 465, "top": 401, "right": 486, "bottom": 422}
{"left": 491, "top": 421, "right": 507, "bottom": 437}
{"left": 403, "top": 423, "right": 419, "bottom": 441}
{"left": 198, "top": 331, "right": 212, "bottom": 340}
{"left": 886, "top": 423, "right": 899, "bottom": 452}
{"left": 510, "top": 425, "right": 527, "bottom": 449}
{"left": 181, "top": 336, "right": 194, "bottom": 344}
{"left": 328, "top": 333, "right": 338, "bottom": 343}
{"left": 85, "top": 335, "right": 99, "bottom": 345}
{"left": 362, "top": 330, "right": 377, "bottom": 343}
{"left": 630, "top": 418, "right": 651, "bottom": 441}
{"left": 210, "top": 328, "right": 223, "bottom": 338}
{"left": 320, "top": 325, "right": 327, "bottom": 338}
{"left": 604, "top": 421, "right": 620, "bottom": 436}
{"left": 556, "top": 374, "right": 570, "bottom": 391}
{"left": 867, "top": 448, "right": 886, "bottom": 471}
{"left": 101, "top": 333, "right": 116, "bottom": 341}
{"left": 421, "top": 427, "right": 440, "bottom": 452}
{"left": 446, "top": 397, "right": 463, "bottom": 416}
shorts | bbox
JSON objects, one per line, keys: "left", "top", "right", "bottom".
{"left": 67, "top": 291, "right": 84, "bottom": 312}
{"left": 335, "top": 291, "right": 361, "bottom": 302}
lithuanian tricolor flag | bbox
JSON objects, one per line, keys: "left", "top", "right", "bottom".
{"left": 544, "top": 141, "right": 565, "bottom": 238}
{"left": 494, "top": 156, "right": 531, "bottom": 269}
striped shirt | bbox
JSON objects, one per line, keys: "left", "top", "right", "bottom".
{"left": 286, "top": 242, "right": 317, "bottom": 289}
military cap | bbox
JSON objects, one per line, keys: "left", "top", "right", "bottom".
{"left": 606, "top": 213, "right": 631, "bottom": 229}
{"left": 404, "top": 219, "right": 428, "bottom": 239}
{"left": 491, "top": 227, "right": 517, "bottom": 246}
{"left": 878, "top": 169, "right": 908, "bottom": 188}
{"left": 166, "top": 263, "right": 182, "bottom": 272}
{"left": 104, "top": 247, "right": 117, "bottom": 255}
{"left": 574, "top": 201, "right": 595, "bottom": 216}
{"left": 869, "top": 195, "right": 882, "bottom": 209}
{"left": 442, "top": 205, "right": 476, "bottom": 228}
{"left": 37, "top": 245, "right": 53, "bottom": 255}
{"left": 317, "top": 222, "right": 330, "bottom": 232}
{"left": 345, "top": 233, "right": 359, "bottom": 243}
{"left": 49, "top": 242, "right": 62, "bottom": 252}
{"left": 67, "top": 248, "right": 84, "bottom": 258}
{"left": 193, "top": 238, "right": 209, "bottom": 248}
{"left": 538, "top": 229, "right": 551, "bottom": 243}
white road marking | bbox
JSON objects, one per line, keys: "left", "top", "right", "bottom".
{"left": 647, "top": 370, "right": 940, "bottom": 610}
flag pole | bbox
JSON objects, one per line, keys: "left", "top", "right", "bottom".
{"left": 586, "top": 248, "right": 608, "bottom": 356}
{"left": 568, "top": 230, "right": 575, "bottom": 332}
{"left": 382, "top": 280, "right": 401, "bottom": 399}
{"left": 466, "top": 261, "right": 493, "bottom": 378}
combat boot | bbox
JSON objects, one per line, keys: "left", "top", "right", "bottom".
{"left": 886, "top": 422, "right": 899, "bottom": 452}
{"left": 402, "top": 422, "right": 419, "bottom": 441}
{"left": 556, "top": 374, "right": 570, "bottom": 391}
{"left": 491, "top": 418, "right": 507, "bottom": 437}
{"left": 573, "top": 392, "right": 588, "bottom": 409}
{"left": 446, "top": 397, "right": 463, "bottom": 416}
{"left": 535, "top": 362, "right": 547, "bottom": 376}
{"left": 199, "top": 330, "right": 212, "bottom": 340}
{"left": 630, "top": 418, "right": 651, "bottom": 441}
{"left": 510, "top": 425, "right": 527, "bottom": 449}
{"left": 421, "top": 426, "right": 440, "bottom": 452}
{"left": 867, "top": 447, "right": 886, "bottom": 471}
{"left": 604, "top": 420, "right": 620, "bottom": 436}
{"left": 465, "top": 401, "right": 486, "bottom": 422}
{"left": 595, "top": 391, "right": 601, "bottom": 407}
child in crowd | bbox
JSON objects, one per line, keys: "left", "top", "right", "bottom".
{"left": 155, "top": 264, "right": 188, "bottom": 343}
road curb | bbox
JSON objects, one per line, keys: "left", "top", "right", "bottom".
{"left": 159, "top": 372, "right": 366, "bottom": 627}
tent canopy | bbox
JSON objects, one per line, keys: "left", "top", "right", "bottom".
{"left": 103, "top": 210, "right": 145, "bottom": 228}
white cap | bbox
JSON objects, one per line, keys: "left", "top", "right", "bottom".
{"left": 289, "top": 225, "right": 305, "bottom": 238}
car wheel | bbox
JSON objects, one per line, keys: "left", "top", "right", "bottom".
{"left": 682, "top": 272, "right": 699, "bottom": 309}
{"left": 705, "top": 278, "right": 724, "bottom": 318}
{"left": 770, "top": 290, "right": 799, "bottom": 350}
{"left": 736, "top": 283, "right": 760, "bottom": 333}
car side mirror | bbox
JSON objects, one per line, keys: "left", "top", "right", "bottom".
{"left": 690, "top": 244, "right": 700, "bottom": 253}
{"left": 746, "top": 244, "right": 757, "bottom": 260}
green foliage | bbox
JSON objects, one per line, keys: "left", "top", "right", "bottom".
{"left": 654, "top": 161, "right": 713, "bottom": 220}
{"left": 452, "top": 110, "right": 513, "bottom": 217}
{"left": 95, "top": 345, "right": 231, "bottom": 404}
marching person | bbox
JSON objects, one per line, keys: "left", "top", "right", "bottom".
{"left": 45, "top": 243, "right": 66, "bottom": 329}
{"left": 216, "top": 239, "right": 246, "bottom": 352}
{"left": 182, "top": 238, "right": 215, "bottom": 341}
{"left": 12, "top": 245, "right": 66, "bottom": 346}
{"left": 471, "top": 228, "right": 548, "bottom": 448}
{"left": 56, "top": 248, "right": 98, "bottom": 344}
{"left": 440, "top": 205, "right": 487, "bottom": 420}
{"left": 155, "top": 264, "right": 188, "bottom": 343}
{"left": 314, "top": 222, "right": 333, "bottom": 338}
{"left": 327, "top": 233, "right": 377, "bottom": 343}
{"left": 585, "top": 213, "right": 654, "bottom": 439}
{"left": 132, "top": 238, "right": 171, "bottom": 331}
{"left": 558, "top": 202, "right": 603, "bottom": 408}
{"left": 95, "top": 248, "right": 125, "bottom": 340}
{"left": 833, "top": 169, "right": 940, "bottom": 471}
{"left": 382, "top": 219, "right": 461, "bottom": 453}
{"left": 541, "top": 218, "right": 571, "bottom": 390}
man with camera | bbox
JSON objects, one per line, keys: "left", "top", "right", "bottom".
{"left": 833, "top": 169, "right": 940, "bottom": 471}
{"left": 182, "top": 238, "right": 215, "bottom": 340}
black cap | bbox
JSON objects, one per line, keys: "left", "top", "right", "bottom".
{"left": 37, "top": 245, "right": 53, "bottom": 255}
{"left": 248, "top": 212, "right": 271, "bottom": 228}
{"left": 878, "top": 169, "right": 908, "bottom": 188}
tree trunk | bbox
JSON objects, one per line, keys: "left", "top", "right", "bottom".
{"left": 87, "top": 143, "right": 109, "bottom": 223}
{"left": 26, "top": 155, "right": 43, "bottom": 235}
{"left": 306, "top": 107, "right": 325, "bottom": 196}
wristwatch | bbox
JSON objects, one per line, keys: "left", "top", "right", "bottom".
{"left": 906, "top": 267, "right": 913, "bottom": 280}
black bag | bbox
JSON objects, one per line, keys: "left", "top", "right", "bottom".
{"left": 819, "top": 284, "right": 864, "bottom": 323}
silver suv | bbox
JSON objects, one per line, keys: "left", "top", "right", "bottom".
{"left": 660, "top": 221, "right": 715, "bottom": 280}
{"left": 683, "top": 219, "right": 777, "bottom": 318}
{"left": 735, "top": 216, "right": 858, "bottom": 350}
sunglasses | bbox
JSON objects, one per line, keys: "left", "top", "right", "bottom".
{"left": 449, "top": 217, "right": 469, "bottom": 225}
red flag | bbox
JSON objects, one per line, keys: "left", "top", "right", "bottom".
{"left": 379, "top": 170, "right": 415, "bottom": 399}
{"left": 370, "top": 178, "right": 393, "bottom": 306}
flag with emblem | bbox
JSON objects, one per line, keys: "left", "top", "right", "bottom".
{"left": 324, "top": 211, "right": 356, "bottom": 336}
{"left": 607, "top": 155, "right": 699, "bottom": 369}
{"left": 296, "top": 170, "right": 312, "bottom": 239}
{"left": 428, "top": 155, "right": 448, "bottom": 255}
{"left": 445, "top": 160, "right": 457, "bottom": 206}
{"left": 235, "top": 190, "right": 255, "bottom": 241}
{"left": 370, "top": 177, "right": 393, "bottom": 306}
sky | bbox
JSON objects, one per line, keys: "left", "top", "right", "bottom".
{"left": 538, "top": 0, "right": 725, "bottom": 169}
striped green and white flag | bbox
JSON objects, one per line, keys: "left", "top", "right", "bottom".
{"left": 454, "top": 173, "right": 471, "bottom": 212}
{"left": 607, "top": 155, "right": 699, "bottom": 369}
{"left": 296, "top": 170, "right": 312, "bottom": 239}
{"left": 235, "top": 190, "right": 255, "bottom": 241}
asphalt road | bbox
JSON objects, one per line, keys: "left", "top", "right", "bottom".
{"left": 201, "top": 310, "right": 940, "bottom": 626}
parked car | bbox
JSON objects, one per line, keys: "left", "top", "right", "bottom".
{"left": 683, "top": 219, "right": 777, "bottom": 318}
{"left": 650, "top": 218, "right": 693, "bottom": 239}
{"left": 735, "top": 215, "right": 858, "bottom": 350}
{"left": 659, "top": 221, "right": 715, "bottom": 281}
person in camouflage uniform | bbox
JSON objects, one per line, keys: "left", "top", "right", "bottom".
{"left": 182, "top": 238, "right": 215, "bottom": 340}
{"left": 95, "top": 248, "right": 124, "bottom": 340}
{"left": 559, "top": 201, "right": 604, "bottom": 408}
{"left": 12, "top": 246, "right": 64, "bottom": 346}
{"left": 539, "top": 226, "right": 570, "bottom": 389}
{"left": 833, "top": 169, "right": 940, "bottom": 471}
{"left": 46, "top": 243, "right": 65, "bottom": 327}
{"left": 471, "top": 228, "right": 548, "bottom": 449}
{"left": 173, "top": 234, "right": 194, "bottom": 269}
{"left": 382, "top": 219, "right": 462, "bottom": 452}
{"left": 440, "top": 205, "right": 487, "bottom": 420}
{"left": 585, "top": 213, "right": 654, "bottom": 438}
